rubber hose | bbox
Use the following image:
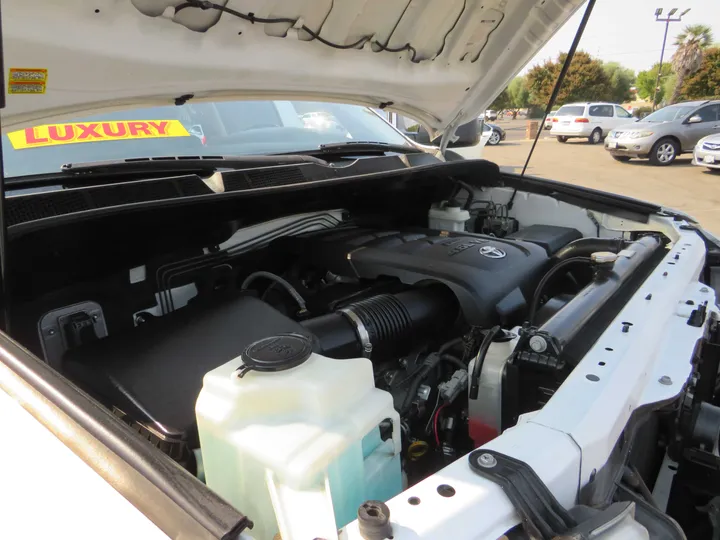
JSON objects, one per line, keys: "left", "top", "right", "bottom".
{"left": 241, "top": 271, "right": 307, "bottom": 313}
{"left": 469, "top": 326, "right": 501, "bottom": 400}
{"left": 528, "top": 257, "right": 592, "bottom": 326}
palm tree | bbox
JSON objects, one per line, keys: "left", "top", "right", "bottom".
{"left": 669, "top": 25, "right": 713, "bottom": 104}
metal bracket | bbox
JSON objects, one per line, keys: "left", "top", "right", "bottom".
{"left": 469, "top": 449, "right": 577, "bottom": 539}
{"left": 469, "top": 450, "right": 644, "bottom": 539}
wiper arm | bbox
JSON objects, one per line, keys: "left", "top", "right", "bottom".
{"left": 60, "top": 154, "right": 329, "bottom": 174}
{"left": 317, "top": 141, "right": 424, "bottom": 155}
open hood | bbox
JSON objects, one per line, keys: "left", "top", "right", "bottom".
{"left": 1, "top": 0, "right": 583, "bottom": 138}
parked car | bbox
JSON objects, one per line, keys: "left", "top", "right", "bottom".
{"left": 544, "top": 111, "right": 556, "bottom": 129}
{"left": 485, "top": 109, "right": 498, "bottom": 121}
{"left": 391, "top": 113, "right": 491, "bottom": 158}
{"left": 4, "top": 2, "right": 720, "bottom": 540}
{"left": 550, "top": 102, "right": 633, "bottom": 144}
{"left": 693, "top": 133, "right": 720, "bottom": 171}
{"left": 605, "top": 100, "right": 720, "bottom": 166}
{"left": 484, "top": 122, "right": 506, "bottom": 145}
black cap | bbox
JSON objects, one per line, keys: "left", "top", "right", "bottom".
{"left": 235, "top": 333, "right": 313, "bottom": 378}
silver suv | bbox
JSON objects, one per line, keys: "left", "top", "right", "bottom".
{"left": 605, "top": 100, "right": 720, "bottom": 166}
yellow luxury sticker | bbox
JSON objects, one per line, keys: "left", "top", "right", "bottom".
{"left": 8, "top": 68, "right": 48, "bottom": 94}
{"left": 7, "top": 120, "right": 191, "bottom": 149}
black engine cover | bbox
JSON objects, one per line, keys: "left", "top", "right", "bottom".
{"left": 277, "top": 228, "right": 549, "bottom": 326}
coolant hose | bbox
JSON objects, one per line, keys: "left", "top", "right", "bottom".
{"left": 551, "top": 237, "right": 626, "bottom": 262}
{"left": 528, "top": 257, "right": 592, "bottom": 326}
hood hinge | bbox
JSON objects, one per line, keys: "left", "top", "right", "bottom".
{"left": 439, "top": 111, "right": 465, "bottom": 155}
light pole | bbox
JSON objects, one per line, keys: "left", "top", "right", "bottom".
{"left": 652, "top": 7, "right": 690, "bottom": 110}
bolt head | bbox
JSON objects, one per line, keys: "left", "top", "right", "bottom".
{"left": 659, "top": 375, "right": 673, "bottom": 386}
{"left": 701, "top": 287, "right": 709, "bottom": 293}
{"left": 477, "top": 453, "right": 497, "bottom": 468}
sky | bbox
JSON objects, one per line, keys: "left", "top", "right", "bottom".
{"left": 522, "top": 0, "right": 720, "bottom": 75}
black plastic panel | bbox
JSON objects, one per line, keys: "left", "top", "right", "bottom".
{"left": 276, "top": 228, "right": 549, "bottom": 326}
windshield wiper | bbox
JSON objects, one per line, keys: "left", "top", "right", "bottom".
{"left": 317, "top": 141, "right": 424, "bottom": 155}
{"left": 60, "top": 154, "right": 329, "bottom": 175}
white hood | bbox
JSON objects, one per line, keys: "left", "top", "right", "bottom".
{"left": 1, "top": 0, "right": 583, "bottom": 137}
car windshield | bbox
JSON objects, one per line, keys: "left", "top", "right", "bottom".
{"left": 641, "top": 105, "right": 696, "bottom": 123}
{"left": 556, "top": 105, "right": 585, "bottom": 116}
{"left": 1, "top": 100, "right": 411, "bottom": 177}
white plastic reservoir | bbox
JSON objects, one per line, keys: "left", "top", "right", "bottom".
{"left": 428, "top": 201, "right": 470, "bottom": 231}
{"left": 196, "top": 335, "right": 402, "bottom": 540}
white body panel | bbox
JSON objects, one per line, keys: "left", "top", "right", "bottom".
{"left": 0, "top": 386, "right": 169, "bottom": 540}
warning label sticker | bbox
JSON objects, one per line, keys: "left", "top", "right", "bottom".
{"left": 7, "top": 120, "right": 191, "bottom": 149}
{"left": 8, "top": 68, "right": 48, "bottom": 94}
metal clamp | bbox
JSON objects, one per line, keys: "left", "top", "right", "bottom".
{"left": 340, "top": 307, "right": 373, "bottom": 358}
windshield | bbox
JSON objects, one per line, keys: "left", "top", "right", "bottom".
{"left": 641, "top": 105, "right": 696, "bottom": 123}
{"left": 1, "top": 100, "right": 411, "bottom": 177}
{"left": 556, "top": 105, "right": 586, "bottom": 116}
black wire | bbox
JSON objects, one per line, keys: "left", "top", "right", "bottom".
{"left": 528, "top": 257, "right": 592, "bottom": 326}
{"left": 469, "top": 326, "right": 501, "bottom": 400}
{"left": 438, "top": 336, "right": 464, "bottom": 355}
{"left": 176, "top": 1, "right": 418, "bottom": 60}
{"left": 400, "top": 353, "right": 465, "bottom": 415}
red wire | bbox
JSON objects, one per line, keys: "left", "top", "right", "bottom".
{"left": 433, "top": 404, "right": 448, "bottom": 446}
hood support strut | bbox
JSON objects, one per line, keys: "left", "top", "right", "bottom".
{"left": 508, "top": 0, "right": 597, "bottom": 209}
{"left": 0, "top": 6, "right": 9, "bottom": 333}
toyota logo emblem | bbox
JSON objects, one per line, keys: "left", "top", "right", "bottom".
{"left": 479, "top": 245, "right": 506, "bottom": 259}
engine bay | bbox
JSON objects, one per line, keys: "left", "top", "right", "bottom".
{"left": 6, "top": 169, "right": 682, "bottom": 539}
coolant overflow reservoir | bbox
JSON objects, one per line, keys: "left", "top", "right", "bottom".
{"left": 196, "top": 334, "right": 402, "bottom": 540}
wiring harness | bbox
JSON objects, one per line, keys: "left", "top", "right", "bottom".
{"left": 175, "top": 0, "right": 419, "bottom": 61}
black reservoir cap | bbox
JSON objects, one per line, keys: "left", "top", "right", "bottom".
{"left": 237, "top": 333, "right": 313, "bottom": 377}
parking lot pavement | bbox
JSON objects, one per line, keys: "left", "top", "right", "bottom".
{"left": 480, "top": 137, "right": 720, "bottom": 235}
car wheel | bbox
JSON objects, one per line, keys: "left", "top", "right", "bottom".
{"left": 588, "top": 129, "right": 602, "bottom": 144}
{"left": 488, "top": 130, "right": 501, "bottom": 145}
{"left": 612, "top": 155, "right": 631, "bottom": 162}
{"left": 649, "top": 138, "right": 679, "bottom": 166}
{"left": 557, "top": 136, "right": 568, "bottom": 143}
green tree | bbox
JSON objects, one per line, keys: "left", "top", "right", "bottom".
{"left": 602, "top": 62, "right": 635, "bottom": 103}
{"left": 636, "top": 62, "right": 672, "bottom": 102}
{"left": 670, "top": 24, "right": 714, "bottom": 103}
{"left": 662, "top": 73, "right": 677, "bottom": 107}
{"left": 526, "top": 51, "right": 613, "bottom": 107}
{"left": 507, "top": 77, "right": 531, "bottom": 118}
{"left": 680, "top": 47, "right": 720, "bottom": 99}
{"left": 489, "top": 88, "right": 511, "bottom": 111}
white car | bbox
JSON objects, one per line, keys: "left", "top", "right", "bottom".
{"left": 693, "top": 133, "right": 720, "bottom": 171}
{"left": 544, "top": 111, "right": 557, "bottom": 129}
{"left": 2, "top": 2, "right": 719, "bottom": 540}
{"left": 550, "top": 102, "right": 634, "bottom": 144}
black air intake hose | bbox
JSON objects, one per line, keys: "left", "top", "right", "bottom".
{"left": 302, "top": 287, "right": 458, "bottom": 358}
